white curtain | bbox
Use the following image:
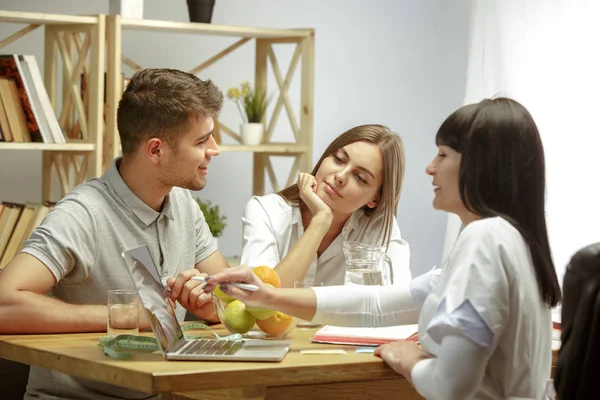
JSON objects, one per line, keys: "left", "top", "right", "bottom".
{"left": 442, "top": 0, "right": 600, "bottom": 283}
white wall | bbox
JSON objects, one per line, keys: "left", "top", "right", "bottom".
{"left": 453, "top": 0, "right": 600, "bottom": 282}
{"left": 0, "top": 0, "right": 470, "bottom": 277}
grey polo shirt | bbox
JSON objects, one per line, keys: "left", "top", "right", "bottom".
{"left": 21, "top": 157, "right": 217, "bottom": 400}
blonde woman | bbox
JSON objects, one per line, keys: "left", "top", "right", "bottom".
{"left": 240, "top": 125, "right": 412, "bottom": 288}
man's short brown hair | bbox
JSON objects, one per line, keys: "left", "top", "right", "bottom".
{"left": 117, "top": 68, "right": 224, "bottom": 155}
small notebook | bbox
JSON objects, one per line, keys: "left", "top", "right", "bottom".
{"left": 312, "top": 324, "right": 419, "bottom": 346}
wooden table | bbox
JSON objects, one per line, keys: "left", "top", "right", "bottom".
{"left": 0, "top": 326, "right": 422, "bottom": 400}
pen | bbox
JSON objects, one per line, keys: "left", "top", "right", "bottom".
{"left": 191, "top": 276, "right": 259, "bottom": 292}
{"left": 161, "top": 277, "right": 259, "bottom": 292}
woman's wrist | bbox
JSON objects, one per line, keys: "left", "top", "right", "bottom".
{"left": 263, "top": 283, "right": 279, "bottom": 308}
{"left": 309, "top": 211, "right": 333, "bottom": 231}
{"left": 266, "top": 286, "right": 316, "bottom": 322}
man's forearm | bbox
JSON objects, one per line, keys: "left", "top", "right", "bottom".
{"left": 0, "top": 291, "right": 107, "bottom": 334}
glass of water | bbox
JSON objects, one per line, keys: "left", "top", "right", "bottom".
{"left": 107, "top": 289, "right": 139, "bottom": 337}
{"left": 294, "top": 281, "right": 324, "bottom": 328}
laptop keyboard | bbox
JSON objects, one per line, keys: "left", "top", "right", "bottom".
{"left": 180, "top": 339, "right": 243, "bottom": 356}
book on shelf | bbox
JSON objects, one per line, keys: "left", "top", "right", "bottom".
{"left": 0, "top": 79, "right": 15, "bottom": 142}
{"left": 0, "top": 201, "right": 55, "bottom": 269}
{"left": 0, "top": 203, "right": 24, "bottom": 259}
{"left": 0, "top": 54, "right": 67, "bottom": 144}
{"left": 312, "top": 324, "right": 419, "bottom": 346}
{"left": 0, "top": 78, "right": 29, "bottom": 142}
{"left": 20, "top": 55, "right": 66, "bottom": 144}
{"left": 0, "top": 204, "right": 36, "bottom": 268}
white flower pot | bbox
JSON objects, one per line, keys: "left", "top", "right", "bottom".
{"left": 240, "top": 123, "right": 264, "bottom": 145}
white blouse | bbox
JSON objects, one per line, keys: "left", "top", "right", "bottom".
{"left": 240, "top": 194, "right": 412, "bottom": 286}
{"left": 311, "top": 217, "right": 553, "bottom": 400}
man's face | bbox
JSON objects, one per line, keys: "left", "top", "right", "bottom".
{"left": 160, "top": 115, "right": 219, "bottom": 191}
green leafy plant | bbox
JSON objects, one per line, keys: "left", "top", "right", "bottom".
{"left": 195, "top": 199, "right": 227, "bottom": 238}
{"left": 227, "top": 81, "right": 267, "bottom": 123}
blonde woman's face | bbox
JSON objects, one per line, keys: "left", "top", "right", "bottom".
{"left": 314, "top": 141, "right": 383, "bottom": 216}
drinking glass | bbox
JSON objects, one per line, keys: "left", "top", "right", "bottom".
{"left": 107, "top": 289, "right": 139, "bottom": 337}
{"left": 294, "top": 281, "right": 324, "bottom": 329}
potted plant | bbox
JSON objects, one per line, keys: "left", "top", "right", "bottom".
{"left": 227, "top": 81, "right": 267, "bottom": 145}
{"left": 186, "top": 0, "right": 215, "bottom": 24}
{"left": 195, "top": 199, "right": 226, "bottom": 243}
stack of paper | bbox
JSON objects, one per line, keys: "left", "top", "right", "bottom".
{"left": 312, "top": 324, "right": 419, "bottom": 346}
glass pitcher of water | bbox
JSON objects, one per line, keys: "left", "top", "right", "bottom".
{"left": 343, "top": 241, "right": 394, "bottom": 286}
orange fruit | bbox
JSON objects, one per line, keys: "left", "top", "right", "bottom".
{"left": 256, "top": 311, "right": 294, "bottom": 336}
{"left": 252, "top": 266, "right": 282, "bottom": 288}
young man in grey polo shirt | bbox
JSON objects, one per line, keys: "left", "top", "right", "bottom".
{"left": 0, "top": 69, "right": 231, "bottom": 400}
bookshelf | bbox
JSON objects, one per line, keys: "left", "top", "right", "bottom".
{"left": 0, "top": 10, "right": 314, "bottom": 200}
{"left": 105, "top": 15, "right": 315, "bottom": 195}
{"left": 0, "top": 9, "right": 314, "bottom": 268}
{"left": 0, "top": 10, "right": 105, "bottom": 202}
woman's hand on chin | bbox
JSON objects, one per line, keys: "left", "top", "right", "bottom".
{"left": 297, "top": 173, "right": 333, "bottom": 223}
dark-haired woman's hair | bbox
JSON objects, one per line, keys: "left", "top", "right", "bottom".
{"left": 436, "top": 97, "right": 561, "bottom": 307}
{"left": 554, "top": 243, "right": 600, "bottom": 399}
{"left": 278, "top": 124, "right": 405, "bottom": 246}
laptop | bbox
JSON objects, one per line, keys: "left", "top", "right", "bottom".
{"left": 121, "top": 244, "right": 291, "bottom": 361}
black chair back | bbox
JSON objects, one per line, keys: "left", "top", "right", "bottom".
{"left": 555, "top": 243, "right": 600, "bottom": 400}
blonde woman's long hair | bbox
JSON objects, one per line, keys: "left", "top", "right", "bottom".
{"left": 278, "top": 124, "right": 406, "bottom": 247}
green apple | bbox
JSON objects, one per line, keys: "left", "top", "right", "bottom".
{"left": 213, "top": 284, "right": 235, "bottom": 303}
{"left": 222, "top": 300, "right": 256, "bottom": 334}
{"left": 245, "top": 283, "right": 276, "bottom": 320}
{"left": 246, "top": 305, "right": 276, "bottom": 321}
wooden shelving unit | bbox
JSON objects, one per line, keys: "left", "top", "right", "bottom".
{"left": 105, "top": 15, "right": 314, "bottom": 195}
{"left": 0, "top": 10, "right": 314, "bottom": 201}
{"left": 218, "top": 144, "right": 308, "bottom": 153}
{"left": 0, "top": 10, "right": 105, "bottom": 202}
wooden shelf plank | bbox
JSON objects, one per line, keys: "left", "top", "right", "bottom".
{"left": 121, "top": 18, "right": 313, "bottom": 39}
{"left": 0, "top": 143, "right": 303, "bottom": 153}
{"left": 0, "top": 11, "right": 99, "bottom": 25}
{"left": 0, "top": 142, "right": 96, "bottom": 151}
{"left": 218, "top": 144, "right": 307, "bottom": 154}
{"left": 0, "top": 143, "right": 304, "bottom": 153}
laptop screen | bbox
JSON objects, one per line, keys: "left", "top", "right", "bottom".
{"left": 121, "top": 245, "right": 185, "bottom": 354}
